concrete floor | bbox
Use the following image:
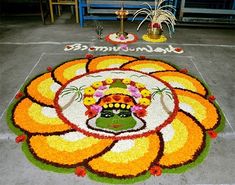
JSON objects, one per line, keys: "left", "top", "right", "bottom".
{"left": 0, "top": 15, "right": 235, "bottom": 184}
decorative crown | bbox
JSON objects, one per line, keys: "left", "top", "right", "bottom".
{"left": 98, "top": 94, "right": 136, "bottom": 109}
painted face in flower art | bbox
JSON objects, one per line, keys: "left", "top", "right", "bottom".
{"left": 9, "top": 55, "right": 224, "bottom": 184}
{"left": 85, "top": 80, "right": 148, "bottom": 134}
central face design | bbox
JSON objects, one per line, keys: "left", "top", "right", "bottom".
{"left": 97, "top": 109, "right": 138, "bottom": 131}
{"left": 86, "top": 92, "right": 147, "bottom": 134}
{"left": 89, "top": 109, "right": 145, "bottom": 132}
{"left": 56, "top": 69, "right": 177, "bottom": 139}
{"left": 98, "top": 109, "right": 136, "bottom": 131}
{"left": 84, "top": 78, "right": 149, "bottom": 134}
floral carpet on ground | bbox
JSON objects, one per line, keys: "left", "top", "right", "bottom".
{"left": 7, "top": 55, "right": 224, "bottom": 184}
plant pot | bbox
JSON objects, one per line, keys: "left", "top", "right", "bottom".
{"left": 147, "top": 28, "right": 162, "bottom": 39}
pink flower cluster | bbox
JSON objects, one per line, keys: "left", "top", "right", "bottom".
{"left": 128, "top": 86, "right": 141, "bottom": 98}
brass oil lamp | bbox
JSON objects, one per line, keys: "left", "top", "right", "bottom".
{"left": 115, "top": 7, "right": 129, "bottom": 38}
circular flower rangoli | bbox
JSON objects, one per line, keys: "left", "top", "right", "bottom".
{"left": 8, "top": 55, "right": 224, "bottom": 184}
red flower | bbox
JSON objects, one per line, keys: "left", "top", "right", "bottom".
{"left": 75, "top": 167, "right": 86, "bottom": 177}
{"left": 153, "top": 23, "right": 160, "bottom": 29}
{"left": 179, "top": 68, "right": 188, "bottom": 74}
{"left": 130, "top": 81, "right": 136, "bottom": 86}
{"left": 15, "top": 135, "right": 27, "bottom": 143}
{"left": 66, "top": 45, "right": 72, "bottom": 49}
{"left": 113, "top": 95, "right": 121, "bottom": 101}
{"left": 207, "top": 130, "right": 218, "bottom": 139}
{"left": 139, "top": 55, "right": 146, "bottom": 60}
{"left": 103, "top": 96, "right": 112, "bottom": 103}
{"left": 135, "top": 109, "right": 147, "bottom": 117}
{"left": 124, "top": 97, "right": 132, "bottom": 103}
{"left": 208, "top": 95, "right": 216, "bottom": 102}
{"left": 85, "top": 54, "right": 94, "bottom": 59}
{"left": 47, "top": 66, "right": 53, "bottom": 72}
{"left": 175, "top": 47, "right": 183, "bottom": 52}
{"left": 149, "top": 166, "right": 162, "bottom": 176}
{"left": 15, "top": 92, "right": 23, "bottom": 99}
{"left": 85, "top": 109, "right": 98, "bottom": 118}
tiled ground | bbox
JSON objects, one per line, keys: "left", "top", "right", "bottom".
{"left": 0, "top": 15, "right": 235, "bottom": 184}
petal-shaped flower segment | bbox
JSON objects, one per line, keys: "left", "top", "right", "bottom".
{"left": 53, "top": 59, "right": 88, "bottom": 85}
{"left": 151, "top": 71, "right": 207, "bottom": 96}
{"left": 87, "top": 134, "right": 163, "bottom": 177}
{"left": 28, "top": 131, "right": 114, "bottom": 166}
{"left": 175, "top": 89, "right": 220, "bottom": 130}
{"left": 26, "top": 73, "right": 60, "bottom": 107}
{"left": 87, "top": 55, "right": 137, "bottom": 72}
{"left": 159, "top": 111, "right": 205, "bottom": 168}
{"left": 121, "top": 60, "right": 176, "bottom": 73}
{"left": 13, "top": 98, "right": 71, "bottom": 134}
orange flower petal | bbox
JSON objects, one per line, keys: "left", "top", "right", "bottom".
{"left": 28, "top": 131, "right": 114, "bottom": 166}
{"left": 26, "top": 73, "right": 60, "bottom": 106}
{"left": 175, "top": 89, "right": 220, "bottom": 130}
{"left": 121, "top": 59, "right": 176, "bottom": 73}
{"left": 87, "top": 133, "right": 163, "bottom": 177}
{"left": 159, "top": 111, "right": 205, "bottom": 168}
{"left": 87, "top": 55, "right": 137, "bottom": 72}
{"left": 151, "top": 71, "right": 207, "bottom": 96}
{"left": 53, "top": 59, "right": 88, "bottom": 85}
{"left": 13, "top": 98, "right": 71, "bottom": 134}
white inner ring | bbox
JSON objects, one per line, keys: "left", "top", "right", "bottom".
{"left": 57, "top": 70, "right": 176, "bottom": 138}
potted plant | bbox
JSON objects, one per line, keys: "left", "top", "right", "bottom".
{"left": 132, "top": 0, "right": 176, "bottom": 39}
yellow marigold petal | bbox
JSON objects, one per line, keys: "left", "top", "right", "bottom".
{"left": 105, "top": 78, "right": 113, "bottom": 84}
{"left": 104, "top": 87, "right": 130, "bottom": 96}
{"left": 159, "top": 111, "right": 205, "bottom": 168}
{"left": 84, "top": 87, "right": 95, "bottom": 95}
{"left": 141, "top": 89, "right": 151, "bottom": 97}
{"left": 175, "top": 89, "right": 220, "bottom": 130}
{"left": 135, "top": 82, "right": 145, "bottom": 88}
{"left": 88, "top": 134, "right": 163, "bottom": 177}
{"left": 122, "top": 78, "right": 131, "bottom": 84}
{"left": 26, "top": 73, "right": 60, "bottom": 106}
{"left": 13, "top": 98, "right": 71, "bottom": 133}
{"left": 151, "top": 71, "right": 207, "bottom": 96}
{"left": 29, "top": 132, "right": 114, "bottom": 166}
{"left": 121, "top": 59, "right": 176, "bottom": 73}
{"left": 53, "top": 59, "right": 88, "bottom": 85}
{"left": 87, "top": 55, "right": 137, "bottom": 72}
{"left": 92, "top": 81, "right": 103, "bottom": 89}
{"left": 83, "top": 97, "right": 96, "bottom": 106}
{"left": 139, "top": 98, "right": 151, "bottom": 106}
